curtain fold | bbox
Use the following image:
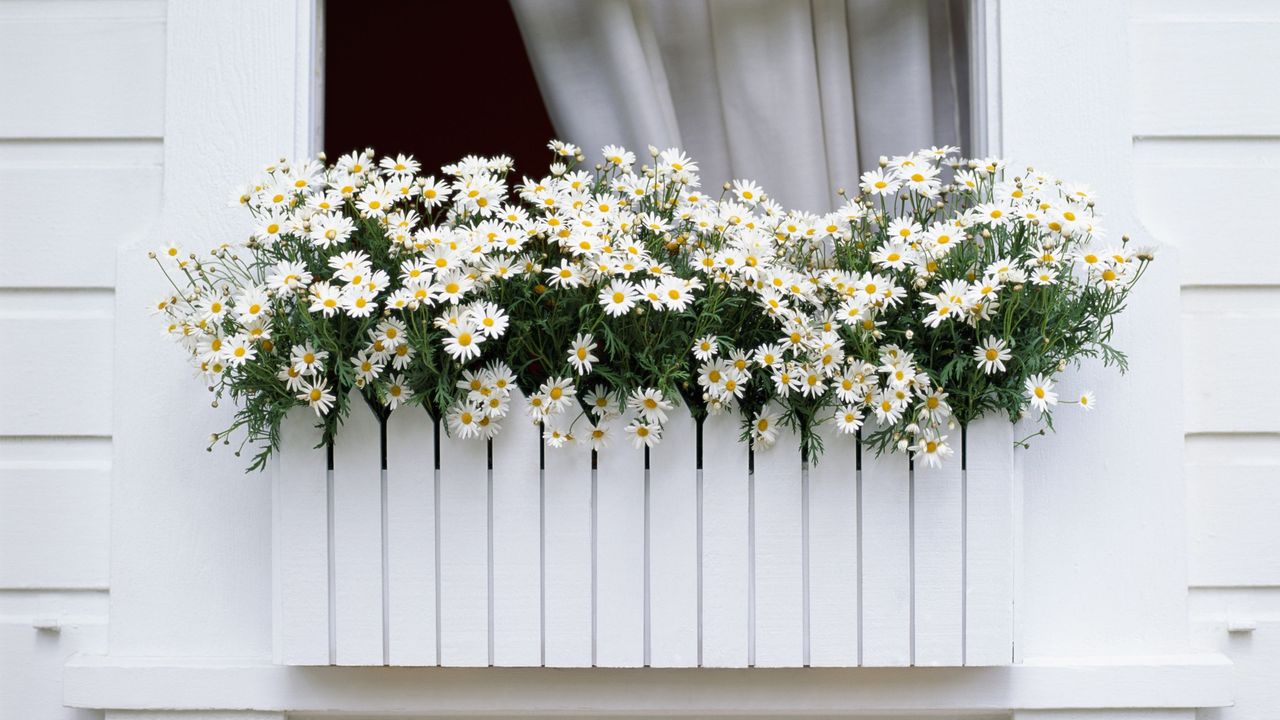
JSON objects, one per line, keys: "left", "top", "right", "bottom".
{"left": 511, "top": 0, "right": 966, "bottom": 211}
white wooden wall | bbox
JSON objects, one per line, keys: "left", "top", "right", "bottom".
{"left": 274, "top": 397, "right": 1015, "bottom": 668}
{"left": 0, "top": 0, "right": 1266, "bottom": 717}
{"left": 1127, "top": 2, "right": 1280, "bottom": 718}
{"left": 0, "top": 1, "right": 166, "bottom": 718}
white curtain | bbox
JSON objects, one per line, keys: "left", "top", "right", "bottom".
{"left": 511, "top": 0, "right": 968, "bottom": 212}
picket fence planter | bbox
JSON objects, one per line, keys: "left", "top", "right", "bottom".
{"left": 273, "top": 391, "right": 1016, "bottom": 668}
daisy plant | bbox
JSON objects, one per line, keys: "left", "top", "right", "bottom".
{"left": 153, "top": 141, "right": 1149, "bottom": 470}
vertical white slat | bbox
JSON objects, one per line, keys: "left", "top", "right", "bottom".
{"left": 593, "top": 416, "right": 645, "bottom": 667}
{"left": 752, "top": 424, "right": 804, "bottom": 667}
{"left": 648, "top": 410, "right": 699, "bottom": 667}
{"left": 808, "top": 422, "right": 859, "bottom": 666}
{"left": 542, "top": 436, "right": 593, "bottom": 666}
{"left": 913, "top": 443, "right": 963, "bottom": 666}
{"left": 437, "top": 418, "right": 490, "bottom": 666}
{"left": 860, "top": 436, "right": 911, "bottom": 666}
{"left": 273, "top": 408, "right": 330, "bottom": 665}
{"left": 385, "top": 405, "right": 436, "bottom": 666}
{"left": 964, "top": 416, "right": 1015, "bottom": 665}
{"left": 331, "top": 392, "right": 385, "bottom": 665}
{"left": 490, "top": 392, "right": 543, "bottom": 666}
{"left": 700, "top": 411, "right": 750, "bottom": 668}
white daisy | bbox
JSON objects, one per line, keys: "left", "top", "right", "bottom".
{"left": 1024, "top": 373, "right": 1058, "bottom": 412}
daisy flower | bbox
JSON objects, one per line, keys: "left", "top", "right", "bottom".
{"left": 1076, "top": 390, "right": 1097, "bottom": 411}
{"left": 859, "top": 168, "right": 900, "bottom": 197}
{"left": 299, "top": 378, "right": 336, "bottom": 416}
{"left": 447, "top": 402, "right": 483, "bottom": 439}
{"left": 911, "top": 434, "right": 954, "bottom": 468}
{"left": 586, "top": 422, "right": 613, "bottom": 451}
{"left": 267, "top": 260, "right": 312, "bottom": 292}
{"left": 585, "top": 387, "right": 617, "bottom": 418}
{"left": 628, "top": 388, "right": 672, "bottom": 424}
{"left": 1024, "top": 373, "right": 1058, "bottom": 412}
{"left": 973, "top": 336, "right": 1012, "bottom": 374}
{"left": 546, "top": 260, "right": 584, "bottom": 289}
{"left": 290, "top": 344, "right": 329, "bottom": 376}
{"left": 752, "top": 407, "right": 780, "bottom": 449}
{"left": 543, "top": 423, "right": 573, "bottom": 448}
{"left": 383, "top": 374, "right": 413, "bottom": 410}
{"left": 692, "top": 334, "right": 719, "bottom": 361}
{"left": 351, "top": 351, "right": 384, "bottom": 386}
{"left": 540, "top": 376, "right": 576, "bottom": 414}
{"left": 625, "top": 421, "right": 661, "bottom": 449}
{"left": 379, "top": 153, "right": 420, "bottom": 177}
{"left": 442, "top": 322, "right": 484, "bottom": 362}
{"left": 307, "top": 281, "right": 342, "bottom": 317}
{"left": 567, "top": 333, "right": 598, "bottom": 375}
{"left": 834, "top": 406, "right": 864, "bottom": 434}
{"left": 732, "top": 179, "right": 764, "bottom": 204}
{"left": 467, "top": 302, "right": 509, "bottom": 339}
{"left": 224, "top": 335, "right": 256, "bottom": 366}
{"left": 659, "top": 279, "right": 695, "bottom": 311}
{"left": 601, "top": 144, "right": 636, "bottom": 169}
{"left": 277, "top": 364, "right": 307, "bottom": 392}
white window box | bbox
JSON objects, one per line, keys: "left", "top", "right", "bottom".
{"left": 273, "top": 392, "right": 1015, "bottom": 667}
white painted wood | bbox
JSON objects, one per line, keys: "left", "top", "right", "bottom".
{"left": 1133, "top": 0, "right": 1280, "bottom": 21}
{"left": 541, "top": 435, "right": 593, "bottom": 666}
{"left": 914, "top": 447, "right": 964, "bottom": 666}
{"left": 965, "top": 416, "right": 1015, "bottom": 666}
{"left": 1190, "top": 587, "right": 1280, "bottom": 719}
{"left": 1133, "top": 138, "right": 1280, "bottom": 287}
{"left": 0, "top": 141, "right": 163, "bottom": 288}
{"left": 1132, "top": 19, "right": 1280, "bottom": 136}
{"left": 860, "top": 434, "right": 911, "bottom": 666}
{"left": 751, "top": 424, "right": 804, "bottom": 667}
{"left": 699, "top": 411, "right": 750, "bottom": 667}
{"left": 647, "top": 410, "right": 699, "bottom": 666}
{"left": 999, "top": 0, "right": 1195, "bottom": 661}
{"left": 0, "top": 6, "right": 166, "bottom": 138}
{"left": 0, "top": 312, "right": 113, "bottom": 436}
{"left": 384, "top": 405, "right": 436, "bottom": 666}
{"left": 1187, "top": 463, "right": 1280, "bottom": 587}
{"left": 272, "top": 409, "right": 329, "bottom": 665}
{"left": 273, "top": 407, "right": 1021, "bottom": 668}
{"left": 330, "top": 393, "right": 384, "bottom": 665}
{"left": 436, "top": 419, "right": 489, "bottom": 666}
{"left": 0, "top": 618, "right": 107, "bottom": 720}
{"left": 0, "top": 466, "right": 110, "bottom": 589}
{"left": 592, "top": 416, "right": 645, "bottom": 667}
{"left": 27, "top": 0, "right": 1239, "bottom": 712}
{"left": 105, "top": 707, "right": 285, "bottom": 712}
{"left": 807, "top": 421, "right": 859, "bottom": 666}
{"left": 64, "top": 653, "right": 1235, "bottom": 714}
{"left": 489, "top": 393, "right": 542, "bottom": 666}
{"left": 1181, "top": 311, "right": 1280, "bottom": 434}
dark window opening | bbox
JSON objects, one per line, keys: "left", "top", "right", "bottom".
{"left": 324, "top": 1, "right": 557, "bottom": 176}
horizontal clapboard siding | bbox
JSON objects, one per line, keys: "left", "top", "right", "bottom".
{"left": 1132, "top": 5, "right": 1280, "bottom": 719}
{"left": 0, "top": 140, "right": 163, "bottom": 288}
{"left": 1131, "top": 19, "right": 1280, "bottom": 136}
{"left": 274, "top": 398, "right": 1017, "bottom": 667}
{"left": 0, "top": 3, "right": 166, "bottom": 138}
{"left": 0, "top": 292, "right": 114, "bottom": 437}
{"left": 0, "top": 3, "right": 166, "bottom": 718}
{"left": 1187, "top": 461, "right": 1280, "bottom": 587}
{"left": 1133, "top": 139, "right": 1280, "bottom": 287}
